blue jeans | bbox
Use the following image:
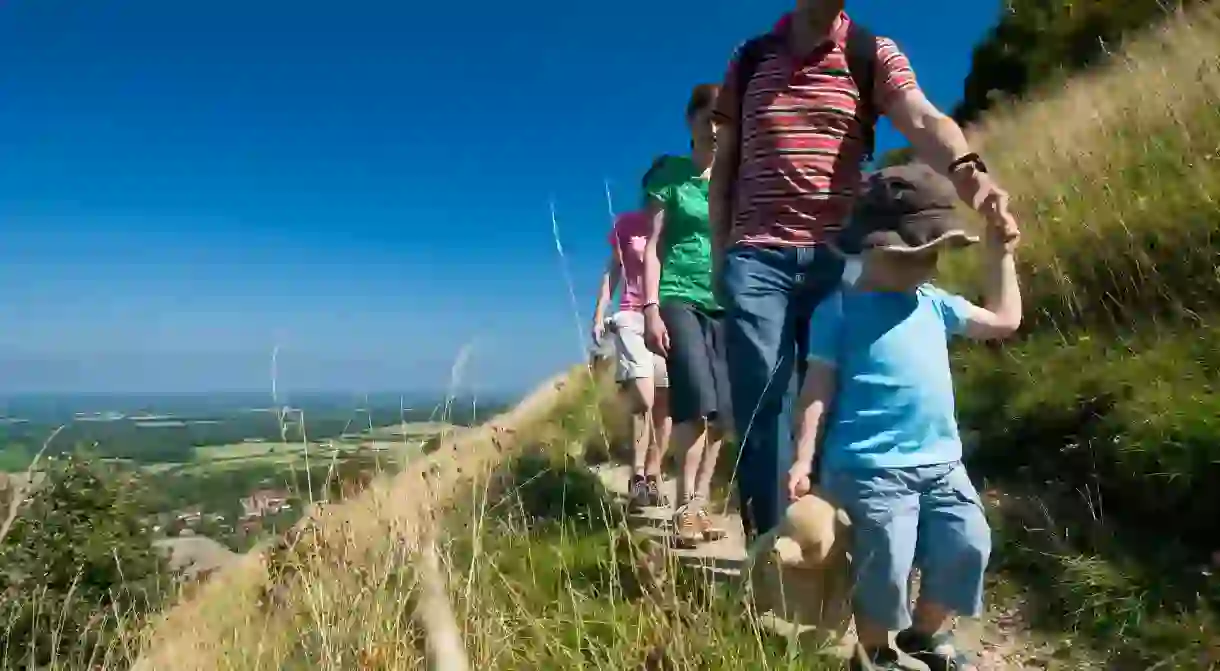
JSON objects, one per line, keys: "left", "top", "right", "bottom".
{"left": 821, "top": 462, "right": 992, "bottom": 630}
{"left": 721, "top": 244, "right": 844, "bottom": 539}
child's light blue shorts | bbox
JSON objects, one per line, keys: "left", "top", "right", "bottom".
{"left": 821, "top": 461, "right": 991, "bottom": 630}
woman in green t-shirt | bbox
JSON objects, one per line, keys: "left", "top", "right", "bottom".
{"left": 641, "top": 83, "right": 733, "bottom": 549}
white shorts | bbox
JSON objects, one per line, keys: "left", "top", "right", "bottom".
{"left": 605, "top": 311, "right": 669, "bottom": 388}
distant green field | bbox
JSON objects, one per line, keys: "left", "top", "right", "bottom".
{"left": 1, "top": 422, "right": 455, "bottom": 478}
{"left": 364, "top": 421, "right": 459, "bottom": 439}
{"left": 194, "top": 441, "right": 303, "bottom": 462}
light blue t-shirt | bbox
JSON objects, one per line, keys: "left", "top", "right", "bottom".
{"left": 808, "top": 285, "right": 974, "bottom": 472}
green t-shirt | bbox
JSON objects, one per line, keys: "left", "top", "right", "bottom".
{"left": 644, "top": 155, "right": 719, "bottom": 312}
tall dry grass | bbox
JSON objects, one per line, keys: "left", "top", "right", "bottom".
{"left": 943, "top": 3, "right": 1220, "bottom": 333}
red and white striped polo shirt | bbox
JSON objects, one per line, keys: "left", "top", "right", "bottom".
{"left": 716, "top": 12, "right": 919, "bottom": 247}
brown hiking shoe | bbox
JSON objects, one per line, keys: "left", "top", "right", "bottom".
{"left": 695, "top": 505, "right": 727, "bottom": 541}
{"left": 673, "top": 504, "right": 702, "bottom": 549}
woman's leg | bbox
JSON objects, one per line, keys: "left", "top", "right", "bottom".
{"left": 674, "top": 417, "right": 709, "bottom": 507}
{"left": 658, "top": 301, "right": 720, "bottom": 546}
{"left": 623, "top": 377, "right": 655, "bottom": 477}
{"left": 694, "top": 422, "right": 725, "bottom": 503}
{"left": 648, "top": 388, "right": 670, "bottom": 474}
{"left": 610, "top": 311, "right": 659, "bottom": 505}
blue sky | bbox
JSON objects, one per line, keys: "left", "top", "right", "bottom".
{"left": 0, "top": 0, "right": 1000, "bottom": 395}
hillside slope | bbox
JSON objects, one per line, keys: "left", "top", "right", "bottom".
{"left": 941, "top": 3, "right": 1220, "bottom": 666}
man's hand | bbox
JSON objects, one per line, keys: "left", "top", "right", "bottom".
{"left": 643, "top": 307, "right": 669, "bottom": 356}
{"left": 951, "top": 168, "right": 1019, "bottom": 247}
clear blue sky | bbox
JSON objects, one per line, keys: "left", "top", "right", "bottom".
{"left": 0, "top": 0, "right": 1000, "bottom": 395}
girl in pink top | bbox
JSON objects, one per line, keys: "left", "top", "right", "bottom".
{"left": 592, "top": 210, "right": 672, "bottom": 508}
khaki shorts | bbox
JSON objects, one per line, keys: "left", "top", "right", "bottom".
{"left": 605, "top": 311, "right": 669, "bottom": 387}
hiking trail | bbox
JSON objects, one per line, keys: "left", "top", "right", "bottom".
{"left": 593, "top": 464, "right": 1093, "bottom": 670}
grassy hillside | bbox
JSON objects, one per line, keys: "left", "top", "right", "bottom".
{"left": 939, "top": 3, "right": 1220, "bottom": 665}
{"left": 120, "top": 370, "right": 836, "bottom": 670}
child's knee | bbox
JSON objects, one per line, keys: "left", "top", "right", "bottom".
{"left": 927, "top": 509, "right": 991, "bottom": 576}
{"left": 953, "top": 522, "right": 991, "bottom": 572}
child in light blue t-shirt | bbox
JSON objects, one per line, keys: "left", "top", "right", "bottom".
{"left": 789, "top": 164, "right": 1023, "bottom": 671}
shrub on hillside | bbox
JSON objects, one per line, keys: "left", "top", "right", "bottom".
{"left": 0, "top": 454, "right": 168, "bottom": 669}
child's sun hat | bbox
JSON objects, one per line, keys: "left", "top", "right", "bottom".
{"left": 837, "top": 163, "right": 980, "bottom": 255}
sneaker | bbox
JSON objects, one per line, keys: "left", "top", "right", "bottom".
{"left": 627, "top": 476, "right": 651, "bottom": 511}
{"left": 895, "top": 628, "right": 978, "bottom": 671}
{"left": 672, "top": 504, "right": 702, "bottom": 549}
{"left": 695, "top": 505, "right": 727, "bottom": 541}
{"left": 849, "top": 646, "right": 904, "bottom": 671}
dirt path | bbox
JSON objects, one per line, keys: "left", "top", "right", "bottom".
{"left": 594, "top": 464, "right": 1086, "bottom": 670}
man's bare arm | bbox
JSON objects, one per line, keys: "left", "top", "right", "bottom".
{"left": 884, "top": 88, "right": 971, "bottom": 175}
{"left": 886, "top": 87, "right": 1021, "bottom": 243}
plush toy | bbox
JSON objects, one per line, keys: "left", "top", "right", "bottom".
{"left": 742, "top": 488, "right": 854, "bottom": 644}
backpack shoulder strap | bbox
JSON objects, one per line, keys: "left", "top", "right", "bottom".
{"left": 845, "top": 21, "right": 879, "bottom": 162}
{"left": 727, "top": 34, "right": 779, "bottom": 188}
{"left": 733, "top": 35, "right": 777, "bottom": 119}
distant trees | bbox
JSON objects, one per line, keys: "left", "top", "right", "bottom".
{"left": 0, "top": 454, "right": 167, "bottom": 669}
{"left": 954, "top": 0, "right": 1199, "bottom": 124}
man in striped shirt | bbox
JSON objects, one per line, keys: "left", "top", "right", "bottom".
{"left": 709, "top": 1, "right": 1017, "bottom": 544}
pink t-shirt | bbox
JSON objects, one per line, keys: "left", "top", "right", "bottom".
{"left": 608, "top": 210, "right": 650, "bottom": 312}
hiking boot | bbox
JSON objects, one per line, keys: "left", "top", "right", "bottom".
{"left": 645, "top": 477, "right": 665, "bottom": 507}
{"left": 895, "top": 628, "right": 978, "bottom": 671}
{"left": 628, "top": 476, "right": 651, "bottom": 511}
{"left": 695, "top": 505, "right": 727, "bottom": 541}
{"left": 672, "top": 504, "right": 702, "bottom": 549}
{"left": 849, "top": 646, "right": 904, "bottom": 671}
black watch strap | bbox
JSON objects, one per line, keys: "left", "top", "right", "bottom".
{"left": 948, "top": 153, "right": 987, "bottom": 174}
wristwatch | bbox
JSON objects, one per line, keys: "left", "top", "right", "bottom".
{"left": 948, "top": 153, "right": 988, "bottom": 174}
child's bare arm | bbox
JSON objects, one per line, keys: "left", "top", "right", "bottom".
{"left": 793, "top": 359, "right": 837, "bottom": 474}
{"left": 960, "top": 226, "right": 1022, "bottom": 340}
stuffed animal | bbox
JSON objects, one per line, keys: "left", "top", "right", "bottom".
{"left": 741, "top": 488, "right": 854, "bottom": 644}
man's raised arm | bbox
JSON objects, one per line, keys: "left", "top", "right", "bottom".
{"left": 885, "top": 84, "right": 1020, "bottom": 244}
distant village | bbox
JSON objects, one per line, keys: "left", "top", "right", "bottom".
{"left": 163, "top": 487, "right": 293, "bottom": 537}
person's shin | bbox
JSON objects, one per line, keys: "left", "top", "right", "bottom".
{"left": 673, "top": 418, "right": 709, "bottom": 505}
{"left": 647, "top": 388, "right": 671, "bottom": 477}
